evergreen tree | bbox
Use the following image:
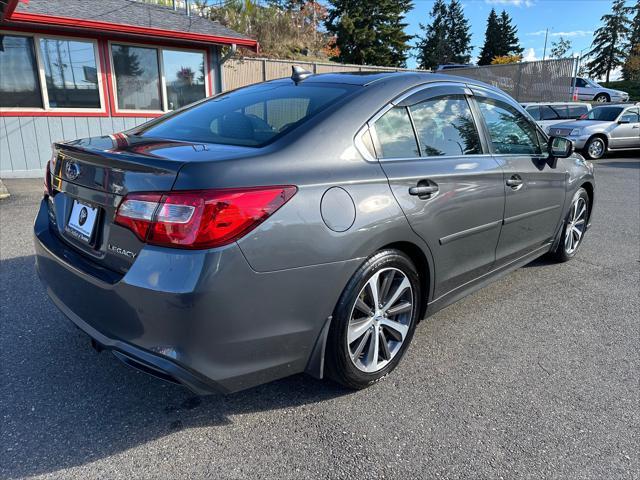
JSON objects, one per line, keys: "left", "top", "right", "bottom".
{"left": 497, "top": 10, "right": 523, "bottom": 57}
{"left": 586, "top": 0, "right": 632, "bottom": 82}
{"left": 325, "top": 0, "right": 413, "bottom": 67}
{"left": 446, "top": 0, "right": 472, "bottom": 64}
{"left": 478, "top": 8, "right": 501, "bottom": 65}
{"left": 415, "top": 0, "right": 449, "bottom": 69}
{"left": 623, "top": 0, "right": 640, "bottom": 80}
{"left": 416, "top": 0, "right": 472, "bottom": 69}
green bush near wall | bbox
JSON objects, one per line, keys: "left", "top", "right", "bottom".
{"left": 601, "top": 81, "right": 640, "bottom": 101}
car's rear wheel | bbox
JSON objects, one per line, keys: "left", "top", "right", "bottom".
{"left": 584, "top": 136, "right": 606, "bottom": 160}
{"left": 549, "top": 187, "right": 590, "bottom": 262}
{"left": 326, "top": 249, "right": 420, "bottom": 389}
{"left": 593, "top": 93, "right": 610, "bottom": 103}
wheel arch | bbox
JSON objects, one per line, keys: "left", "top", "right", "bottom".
{"left": 580, "top": 180, "right": 595, "bottom": 224}
{"left": 381, "top": 241, "right": 432, "bottom": 321}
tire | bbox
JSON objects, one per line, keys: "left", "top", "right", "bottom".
{"left": 593, "top": 93, "right": 610, "bottom": 103}
{"left": 584, "top": 136, "right": 606, "bottom": 160}
{"left": 549, "top": 187, "right": 590, "bottom": 262}
{"left": 325, "top": 249, "right": 421, "bottom": 390}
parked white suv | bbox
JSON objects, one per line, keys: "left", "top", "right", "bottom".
{"left": 522, "top": 102, "right": 592, "bottom": 131}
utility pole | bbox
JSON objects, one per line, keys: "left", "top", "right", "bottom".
{"left": 542, "top": 28, "right": 549, "bottom": 61}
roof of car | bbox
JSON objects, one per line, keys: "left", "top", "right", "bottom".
{"left": 270, "top": 70, "right": 496, "bottom": 89}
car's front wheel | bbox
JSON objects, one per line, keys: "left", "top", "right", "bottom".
{"left": 584, "top": 136, "right": 606, "bottom": 160}
{"left": 326, "top": 249, "right": 420, "bottom": 389}
{"left": 593, "top": 93, "right": 610, "bottom": 103}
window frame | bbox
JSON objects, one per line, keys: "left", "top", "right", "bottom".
{"left": 365, "top": 82, "right": 491, "bottom": 162}
{"left": 0, "top": 30, "right": 107, "bottom": 114}
{"left": 108, "top": 40, "right": 210, "bottom": 115}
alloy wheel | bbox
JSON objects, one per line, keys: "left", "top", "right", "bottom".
{"left": 587, "top": 139, "right": 605, "bottom": 159}
{"left": 347, "top": 267, "right": 414, "bottom": 373}
{"left": 565, "top": 196, "right": 587, "bottom": 255}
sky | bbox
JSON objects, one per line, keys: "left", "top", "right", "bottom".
{"left": 403, "top": 0, "right": 634, "bottom": 79}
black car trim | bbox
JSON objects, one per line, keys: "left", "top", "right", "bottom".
{"left": 439, "top": 220, "right": 503, "bottom": 245}
{"left": 503, "top": 204, "right": 561, "bottom": 225}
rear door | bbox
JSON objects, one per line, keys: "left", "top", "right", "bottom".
{"left": 371, "top": 83, "right": 505, "bottom": 299}
{"left": 610, "top": 108, "right": 640, "bottom": 149}
{"left": 472, "top": 88, "right": 566, "bottom": 265}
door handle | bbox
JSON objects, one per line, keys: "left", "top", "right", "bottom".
{"left": 506, "top": 175, "right": 523, "bottom": 189}
{"left": 409, "top": 183, "right": 439, "bottom": 198}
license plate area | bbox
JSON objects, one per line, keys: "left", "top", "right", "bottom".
{"left": 65, "top": 199, "right": 100, "bottom": 245}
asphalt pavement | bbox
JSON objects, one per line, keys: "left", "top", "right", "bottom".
{"left": 1, "top": 155, "right": 638, "bottom": 479}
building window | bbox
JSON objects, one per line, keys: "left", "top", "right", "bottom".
{"left": 111, "top": 44, "right": 162, "bottom": 111}
{"left": 162, "top": 49, "right": 206, "bottom": 110}
{"left": 0, "top": 34, "right": 42, "bottom": 108}
{"left": 40, "top": 38, "right": 101, "bottom": 108}
{"left": 110, "top": 43, "right": 209, "bottom": 113}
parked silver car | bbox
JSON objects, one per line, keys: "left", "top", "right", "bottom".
{"left": 522, "top": 102, "right": 592, "bottom": 131}
{"left": 548, "top": 104, "right": 640, "bottom": 159}
{"left": 573, "top": 77, "right": 630, "bottom": 103}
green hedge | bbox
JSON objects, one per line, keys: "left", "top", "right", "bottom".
{"left": 601, "top": 80, "right": 640, "bottom": 101}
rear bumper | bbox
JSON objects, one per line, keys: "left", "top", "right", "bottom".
{"left": 34, "top": 199, "right": 359, "bottom": 394}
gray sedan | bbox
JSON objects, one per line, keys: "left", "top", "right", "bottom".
{"left": 548, "top": 104, "right": 640, "bottom": 159}
{"left": 34, "top": 71, "right": 595, "bottom": 393}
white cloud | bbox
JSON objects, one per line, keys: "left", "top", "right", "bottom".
{"left": 522, "top": 48, "right": 538, "bottom": 62}
{"left": 528, "top": 30, "right": 593, "bottom": 38}
{"left": 485, "top": 0, "right": 534, "bottom": 7}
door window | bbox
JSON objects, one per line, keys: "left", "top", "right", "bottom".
{"left": 620, "top": 109, "right": 639, "bottom": 123}
{"left": 575, "top": 78, "right": 588, "bottom": 88}
{"left": 477, "top": 98, "right": 542, "bottom": 155}
{"left": 409, "top": 95, "right": 482, "bottom": 156}
{"left": 373, "top": 107, "right": 420, "bottom": 159}
{"left": 540, "top": 105, "right": 560, "bottom": 120}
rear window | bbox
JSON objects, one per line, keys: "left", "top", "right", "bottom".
{"left": 567, "top": 105, "right": 589, "bottom": 118}
{"left": 137, "top": 82, "right": 356, "bottom": 147}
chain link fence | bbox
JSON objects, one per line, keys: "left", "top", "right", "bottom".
{"left": 223, "top": 57, "right": 578, "bottom": 103}
{"left": 444, "top": 58, "right": 578, "bottom": 102}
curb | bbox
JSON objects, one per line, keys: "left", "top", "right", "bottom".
{"left": 0, "top": 178, "right": 9, "bottom": 200}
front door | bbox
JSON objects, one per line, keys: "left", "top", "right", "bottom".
{"left": 371, "top": 84, "right": 505, "bottom": 299}
{"left": 610, "top": 108, "right": 640, "bottom": 149}
{"left": 472, "top": 88, "right": 566, "bottom": 265}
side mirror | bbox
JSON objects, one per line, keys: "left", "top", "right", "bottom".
{"left": 618, "top": 118, "right": 630, "bottom": 124}
{"left": 548, "top": 136, "right": 574, "bottom": 159}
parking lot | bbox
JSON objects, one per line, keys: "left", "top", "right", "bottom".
{"left": 1, "top": 155, "right": 638, "bottom": 480}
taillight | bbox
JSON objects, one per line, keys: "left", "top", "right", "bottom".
{"left": 115, "top": 186, "right": 297, "bottom": 249}
{"left": 44, "top": 161, "right": 52, "bottom": 196}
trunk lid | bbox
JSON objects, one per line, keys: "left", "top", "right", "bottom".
{"left": 47, "top": 134, "right": 254, "bottom": 274}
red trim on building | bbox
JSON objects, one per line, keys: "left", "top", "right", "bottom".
{"left": 8, "top": 11, "right": 258, "bottom": 50}
{"left": 0, "top": 111, "right": 110, "bottom": 117}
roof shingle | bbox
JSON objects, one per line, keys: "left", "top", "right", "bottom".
{"left": 13, "top": 0, "right": 254, "bottom": 44}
